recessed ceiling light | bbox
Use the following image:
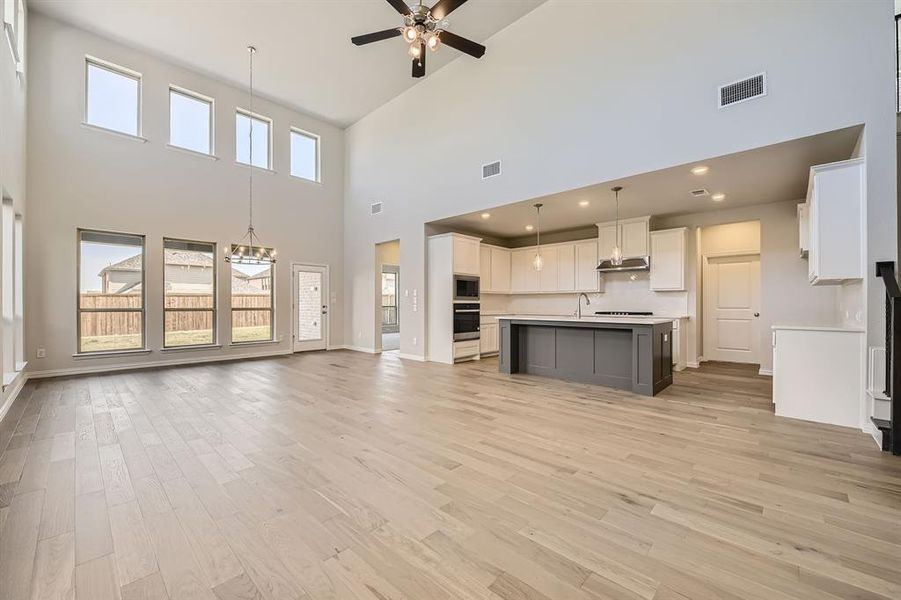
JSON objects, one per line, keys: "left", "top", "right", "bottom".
{"left": 691, "top": 165, "right": 709, "bottom": 175}
{"left": 525, "top": 224, "right": 534, "bottom": 231}
{"left": 711, "top": 193, "right": 726, "bottom": 201}
{"left": 480, "top": 212, "right": 491, "bottom": 219}
{"left": 578, "top": 200, "right": 590, "bottom": 207}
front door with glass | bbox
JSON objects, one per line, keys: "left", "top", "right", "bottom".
{"left": 293, "top": 264, "right": 328, "bottom": 352}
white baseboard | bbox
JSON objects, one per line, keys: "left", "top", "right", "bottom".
{"left": 397, "top": 353, "right": 426, "bottom": 362}
{"left": 862, "top": 420, "right": 882, "bottom": 449}
{"left": 339, "top": 345, "right": 378, "bottom": 354}
{"left": 758, "top": 368, "right": 773, "bottom": 376}
{"left": 28, "top": 348, "right": 293, "bottom": 379}
{"left": 0, "top": 370, "right": 29, "bottom": 423}
{"left": 686, "top": 361, "right": 700, "bottom": 368}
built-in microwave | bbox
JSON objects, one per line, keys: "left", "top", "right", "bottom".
{"left": 453, "top": 303, "right": 481, "bottom": 341}
{"left": 453, "top": 275, "right": 480, "bottom": 301}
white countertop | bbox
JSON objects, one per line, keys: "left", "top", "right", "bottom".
{"left": 771, "top": 324, "right": 865, "bottom": 333}
{"left": 494, "top": 314, "right": 675, "bottom": 326}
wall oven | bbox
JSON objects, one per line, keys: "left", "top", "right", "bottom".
{"left": 453, "top": 303, "right": 480, "bottom": 341}
{"left": 453, "top": 275, "right": 480, "bottom": 301}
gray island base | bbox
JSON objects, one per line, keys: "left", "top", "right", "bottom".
{"left": 497, "top": 316, "right": 674, "bottom": 397}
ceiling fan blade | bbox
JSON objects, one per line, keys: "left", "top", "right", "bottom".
{"left": 439, "top": 30, "right": 485, "bottom": 58}
{"left": 430, "top": 0, "right": 468, "bottom": 20}
{"left": 351, "top": 28, "right": 402, "bottom": 46}
{"left": 385, "top": 0, "right": 412, "bottom": 16}
{"left": 412, "top": 42, "right": 426, "bottom": 78}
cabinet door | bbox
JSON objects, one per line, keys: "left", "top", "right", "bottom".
{"left": 649, "top": 229, "right": 685, "bottom": 291}
{"left": 490, "top": 247, "right": 511, "bottom": 294}
{"left": 511, "top": 249, "right": 538, "bottom": 293}
{"left": 479, "top": 245, "right": 492, "bottom": 292}
{"left": 575, "top": 240, "right": 599, "bottom": 292}
{"left": 598, "top": 224, "right": 618, "bottom": 260}
{"left": 539, "top": 246, "right": 559, "bottom": 292}
{"left": 621, "top": 220, "right": 649, "bottom": 258}
{"left": 480, "top": 323, "right": 498, "bottom": 354}
{"left": 453, "top": 237, "right": 480, "bottom": 276}
{"left": 556, "top": 244, "right": 576, "bottom": 292}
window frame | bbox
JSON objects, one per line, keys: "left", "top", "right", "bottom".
{"left": 163, "top": 237, "right": 218, "bottom": 349}
{"left": 235, "top": 108, "right": 273, "bottom": 170}
{"left": 76, "top": 228, "right": 147, "bottom": 355}
{"left": 229, "top": 254, "right": 275, "bottom": 344}
{"left": 168, "top": 85, "right": 215, "bottom": 156}
{"left": 84, "top": 56, "right": 143, "bottom": 138}
{"left": 289, "top": 127, "right": 321, "bottom": 183}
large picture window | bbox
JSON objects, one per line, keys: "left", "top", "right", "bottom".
{"left": 164, "top": 239, "right": 216, "bottom": 347}
{"left": 230, "top": 255, "right": 274, "bottom": 343}
{"left": 78, "top": 230, "right": 145, "bottom": 353}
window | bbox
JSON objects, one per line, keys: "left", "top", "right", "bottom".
{"left": 230, "top": 253, "right": 274, "bottom": 343}
{"left": 164, "top": 239, "right": 216, "bottom": 347}
{"left": 290, "top": 128, "right": 320, "bottom": 182}
{"left": 169, "top": 87, "right": 213, "bottom": 155}
{"left": 78, "top": 230, "right": 145, "bottom": 353}
{"left": 13, "top": 214, "right": 22, "bottom": 369}
{"left": 1, "top": 200, "right": 13, "bottom": 380}
{"left": 86, "top": 58, "right": 141, "bottom": 136}
{"left": 235, "top": 110, "right": 271, "bottom": 169}
{"left": 4, "top": 0, "right": 23, "bottom": 74}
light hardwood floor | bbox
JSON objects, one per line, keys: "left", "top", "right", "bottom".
{"left": 1, "top": 351, "right": 900, "bottom": 600}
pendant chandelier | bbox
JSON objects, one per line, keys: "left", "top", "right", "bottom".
{"left": 532, "top": 203, "right": 544, "bottom": 271}
{"left": 225, "top": 45, "right": 276, "bottom": 265}
{"left": 610, "top": 186, "right": 624, "bottom": 266}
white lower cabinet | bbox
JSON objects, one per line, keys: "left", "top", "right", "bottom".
{"left": 480, "top": 319, "right": 498, "bottom": 355}
{"left": 453, "top": 340, "right": 480, "bottom": 361}
{"left": 671, "top": 318, "right": 688, "bottom": 370}
{"left": 772, "top": 326, "right": 864, "bottom": 428}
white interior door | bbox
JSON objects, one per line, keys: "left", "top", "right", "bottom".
{"left": 293, "top": 264, "right": 328, "bottom": 352}
{"left": 703, "top": 254, "right": 761, "bottom": 364}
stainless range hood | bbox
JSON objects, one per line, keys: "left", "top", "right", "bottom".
{"left": 596, "top": 256, "right": 650, "bottom": 272}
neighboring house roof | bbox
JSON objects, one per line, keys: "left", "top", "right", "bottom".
{"left": 99, "top": 249, "right": 215, "bottom": 278}
{"left": 244, "top": 266, "right": 272, "bottom": 281}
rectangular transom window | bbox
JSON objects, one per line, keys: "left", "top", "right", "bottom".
{"left": 164, "top": 239, "right": 216, "bottom": 348}
{"left": 230, "top": 255, "right": 274, "bottom": 343}
{"left": 290, "top": 128, "right": 320, "bottom": 182}
{"left": 85, "top": 58, "right": 141, "bottom": 136}
{"left": 78, "top": 230, "right": 145, "bottom": 353}
{"left": 235, "top": 110, "right": 271, "bottom": 169}
{"left": 169, "top": 87, "right": 213, "bottom": 155}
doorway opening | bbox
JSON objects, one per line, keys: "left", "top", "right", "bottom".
{"left": 292, "top": 263, "right": 329, "bottom": 352}
{"left": 376, "top": 240, "right": 400, "bottom": 353}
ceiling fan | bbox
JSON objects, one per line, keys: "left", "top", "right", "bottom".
{"left": 351, "top": 0, "right": 486, "bottom": 78}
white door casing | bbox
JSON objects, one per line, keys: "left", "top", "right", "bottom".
{"left": 293, "top": 263, "right": 329, "bottom": 352}
{"left": 703, "top": 254, "right": 761, "bottom": 364}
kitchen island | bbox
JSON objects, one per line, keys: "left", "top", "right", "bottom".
{"left": 497, "top": 315, "right": 674, "bottom": 396}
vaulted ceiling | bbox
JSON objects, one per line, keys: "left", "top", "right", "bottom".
{"left": 31, "top": 0, "right": 547, "bottom": 127}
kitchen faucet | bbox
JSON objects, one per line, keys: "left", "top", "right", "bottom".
{"left": 577, "top": 292, "right": 590, "bottom": 318}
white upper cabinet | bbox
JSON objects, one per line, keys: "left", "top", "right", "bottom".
{"left": 508, "top": 240, "right": 602, "bottom": 294}
{"left": 556, "top": 243, "right": 576, "bottom": 292}
{"left": 480, "top": 244, "right": 511, "bottom": 294}
{"left": 597, "top": 216, "right": 650, "bottom": 259}
{"left": 511, "top": 247, "right": 539, "bottom": 293}
{"left": 806, "top": 158, "right": 864, "bottom": 285}
{"left": 575, "top": 240, "right": 601, "bottom": 292}
{"left": 538, "top": 246, "right": 560, "bottom": 292}
{"left": 649, "top": 228, "right": 686, "bottom": 291}
{"left": 797, "top": 203, "right": 809, "bottom": 258}
{"left": 452, "top": 234, "right": 481, "bottom": 276}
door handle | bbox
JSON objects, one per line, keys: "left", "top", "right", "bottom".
{"left": 754, "top": 312, "right": 760, "bottom": 317}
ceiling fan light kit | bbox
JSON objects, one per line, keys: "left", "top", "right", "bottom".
{"left": 351, "top": 0, "right": 486, "bottom": 78}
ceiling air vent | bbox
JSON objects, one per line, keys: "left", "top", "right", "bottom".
{"left": 482, "top": 160, "right": 501, "bottom": 179}
{"left": 718, "top": 72, "right": 766, "bottom": 108}
{"left": 370, "top": 202, "right": 383, "bottom": 215}
{"left": 690, "top": 189, "right": 709, "bottom": 197}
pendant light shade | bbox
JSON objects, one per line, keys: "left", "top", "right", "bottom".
{"left": 532, "top": 203, "right": 544, "bottom": 271}
{"left": 610, "top": 186, "right": 624, "bottom": 267}
{"left": 225, "top": 45, "right": 276, "bottom": 265}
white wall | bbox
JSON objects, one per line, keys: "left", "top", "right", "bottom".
{"left": 26, "top": 14, "right": 345, "bottom": 375}
{"left": 344, "top": 0, "right": 896, "bottom": 361}
{"left": 0, "top": 0, "right": 27, "bottom": 417}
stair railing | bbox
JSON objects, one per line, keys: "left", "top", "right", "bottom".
{"left": 875, "top": 261, "right": 900, "bottom": 455}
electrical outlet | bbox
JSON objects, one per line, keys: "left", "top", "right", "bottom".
{"left": 36, "top": 348, "right": 46, "bottom": 358}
